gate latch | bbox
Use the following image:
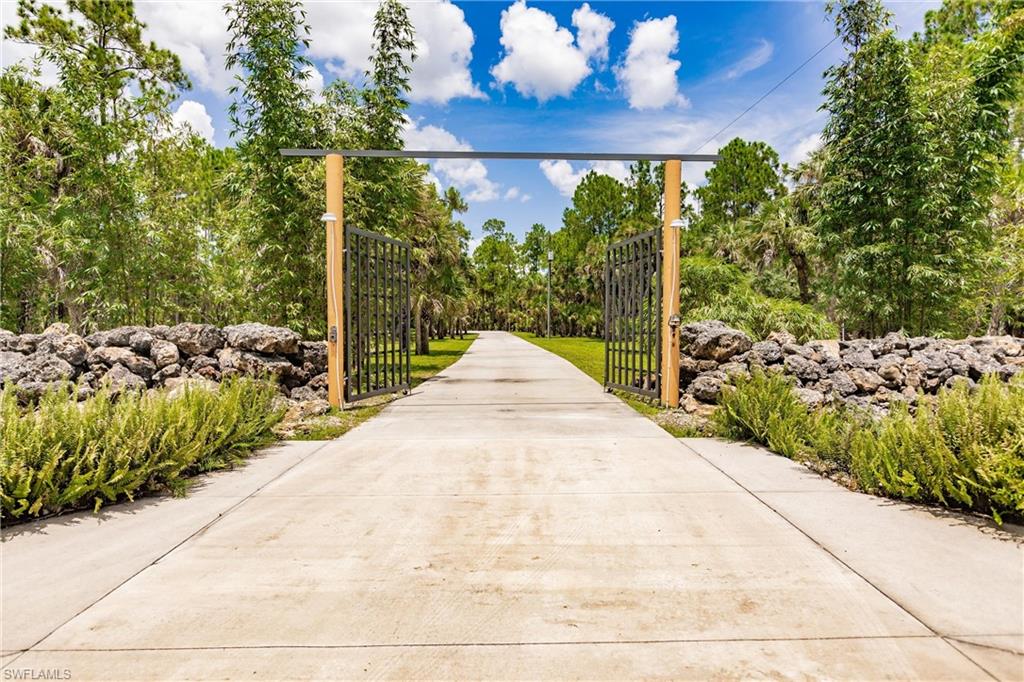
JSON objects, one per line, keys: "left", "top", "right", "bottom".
{"left": 329, "top": 325, "right": 338, "bottom": 343}
{"left": 667, "top": 314, "right": 681, "bottom": 329}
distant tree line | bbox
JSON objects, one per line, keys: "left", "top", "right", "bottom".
{"left": 2, "top": 0, "right": 1021, "bottom": 346}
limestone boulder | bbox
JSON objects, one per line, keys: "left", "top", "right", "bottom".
{"left": 848, "top": 367, "right": 884, "bottom": 393}
{"left": 166, "top": 323, "right": 225, "bottom": 356}
{"left": 149, "top": 339, "right": 180, "bottom": 369}
{"left": 42, "top": 322, "right": 71, "bottom": 336}
{"left": 686, "top": 371, "right": 726, "bottom": 402}
{"left": 37, "top": 333, "right": 89, "bottom": 366}
{"left": 751, "top": 340, "right": 783, "bottom": 364}
{"left": 129, "top": 330, "right": 155, "bottom": 355}
{"left": 783, "top": 354, "right": 822, "bottom": 382}
{"left": 100, "top": 364, "right": 146, "bottom": 394}
{"left": 217, "top": 347, "right": 292, "bottom": 379}
{"left": 680, "top": 321, "right": 752, "bottom": 362}
{"left": 299, "top": 341, "right": 328, "bottom": 373}
{"left": 224, "top": 323, "right": 301, "bottom": 355}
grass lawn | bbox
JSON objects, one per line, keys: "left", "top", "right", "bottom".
{"left": 513, "top": 332, "right": 698, "bottom": 437}
{"left": 294, "top": 334, "right": 478, "bottom": 440}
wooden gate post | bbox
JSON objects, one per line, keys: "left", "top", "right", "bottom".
{"left": 660, "top": 159, "right": 682, "bottom": 408}
{"left": 325, "top": 153, "right": 345, "bottom": 408}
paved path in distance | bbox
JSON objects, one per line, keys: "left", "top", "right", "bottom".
{"left": 3, "top": 331, "right": 1021, "bottom": 680}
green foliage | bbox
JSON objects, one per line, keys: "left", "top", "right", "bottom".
{"left": 818, "top": 0, "right": 1024, "bottom": 336}
{"left": 1, "top": 0, "right": 194, "bottom": 330}
{"left": 681, "top": 256, "right": 837, "bottom": 342}
{"left": 712, "top": 370, "right": 817, "bottom": 459}
{"left": 225, "top": 0, "right": 324, "bottom": 334}
{"left": 714, "top": 369, "right": 1024, "bottom": 522}
{"left": 1, "top": 378, "right": 283, "bottom": 520}
{"left": 695, "top": 137, "right": 786, "bottom": 247}
{"left": 364, "top": 0, "right": 415, "bottom": 150}
{"left": 851, "top": 375, "right": 1024, "bottom": 521}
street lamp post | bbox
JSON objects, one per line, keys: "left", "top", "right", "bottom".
{"left": 546, "top": 250, "right": 553, "bottom": 338}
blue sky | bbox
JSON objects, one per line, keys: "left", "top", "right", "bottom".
{"left": 0, "top": 0, "right": 939, "bottom": 242}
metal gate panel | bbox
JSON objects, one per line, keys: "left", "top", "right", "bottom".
{"left": 344, "top": 226, "right": 411, "bottom": 402}
{"left": 604, "top": 229, "right": 661, "bottom": 399}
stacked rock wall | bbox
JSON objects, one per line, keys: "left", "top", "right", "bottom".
{"left": 678, "top": 320, "right": 1024, "bottom": 416}
{"left": 0, "top": 322, "right": 328, "bottom": 402}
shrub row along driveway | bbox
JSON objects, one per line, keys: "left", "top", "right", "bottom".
{"left": 2, "top": 331, "right": 1021, "bottom": 680}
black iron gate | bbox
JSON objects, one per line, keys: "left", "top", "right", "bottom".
{"left": 344, "top": 226, "right": 411, "bottom": 402}
{"left": 604, "top": 229, "right": 662, "bottom": 399}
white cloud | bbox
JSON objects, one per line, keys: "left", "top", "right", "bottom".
{"left": 723, "top": 39, "right": 774, "bottom": 80}
{"left": 520, "top": 193, "right": 531, "bottom": 203}
{"left": 402, "top": 120, "right": 499, "bottom": 202}
{"left": 539, "top": 159, "right": 629, "bottom": 197}
{"left": 540, "top": 160, "right": 587, "bottom": 197}
{"left": 302, "top": 64, "right": 325, "bottom": 101}
{"left": 504, "top": 187, "right": 521, "bottom": 201}
{"left": 171, "top": 99, "right": 215, "bottom": 142}
{"left": 1, "top": 0, "right": 65, "bottom": 85}
{"left": 3, "top": 1, "right": 232, "bottom": 96}
{"left": 306, "top": 0, "right": 483, "bottom": 105}
{"left": 615, "top": 16, "right": 686, "bottom": 110}
{"left": 137, "top": 1, "right": 233, "bottom": 96}
{"left": 491, "top": 0, "right": 612, "bottom": 102}
{"left": 572, "top": 3, "right": 614, "bottom": 65}
{"left": 789, "top": 133, "right": 822, "bottom": 164}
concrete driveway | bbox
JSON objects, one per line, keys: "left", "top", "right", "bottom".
{"left": 2, "top": 331, "right": 1021, "bottom": 680}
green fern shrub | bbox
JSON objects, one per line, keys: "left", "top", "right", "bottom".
{"left": 713, "top": 370, "right": 1024, "bottom": 522}
{"left": 1, "top": 377, "right": 284, "bottom": 520}
{"left": 851, "top": 375, "right": 1024, "bottom": 523}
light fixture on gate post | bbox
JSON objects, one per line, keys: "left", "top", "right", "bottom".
{"left": 670, "top": 218, "right": 685, "bottom": 230}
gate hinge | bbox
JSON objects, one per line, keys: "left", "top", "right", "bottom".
{"left": 329, "top": 325, "right": 338, "bottom": 342}
{"left": 667, "top": 314, "right": 681, "bottom": 329}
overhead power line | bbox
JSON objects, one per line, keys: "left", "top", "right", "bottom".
{"left": 692, "top": 35, "right": 839, "bottom": 154}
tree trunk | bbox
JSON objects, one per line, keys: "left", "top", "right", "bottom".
{"left": 414, "top": 301, "right": 425, "bottom": 355}
{"left": 786, "top": 246, "right": 813, "bottom": 304}
{"left": 418, "top": 317, "right": 431, "bottom": 355}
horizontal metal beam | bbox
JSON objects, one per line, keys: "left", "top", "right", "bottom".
{"left": 280, "top": 148, "right": 721, "bottom": 162}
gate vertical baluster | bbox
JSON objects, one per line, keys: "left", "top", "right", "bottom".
{"left": 626, "top": 238, "right": 634, "bottom": 391}
{"left": 392, "top": 242, "right": 398, "bottom": 389}
{"left": 404, "top": 246, "right": 411, "bottom": 387}
{"left": 344, "top": 228, "right": 351, "bottom": 402}
{"left": 367, "top": 238, "right": 373, "bottom": 395}
{"left": 385, "top": 241, "right": 392, "bottom": 391}
{"left": 616, "top": 243, "right": 625, "bottom": 389}
{"left": 353, "top": 233, "right": 361, "bottom": 397}
{"left": 646, "top": 235, "right": 653, "bottom": 392}
{"left": 648, "top": 234, "right": 655, "bottom": 393}
{"left": 611, "top": 243, "right": 619, "bottom": 388}
{"left": 374, "top": 239, "right": 380, "bottom": 392}
{"left": 603, "top": 248, "right": 610, "bottom": 388}
{"left": 626, "top": 241, "right": 634, "bottom": 390}
{"left": 656, "top": 230, "right": 663, "bottom": 399}
{"left": 639, "top": 236, "right": 647, "bottom": 393}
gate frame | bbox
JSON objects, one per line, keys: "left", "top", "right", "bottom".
{"left": 604, "top": 228, "right": 662, "bottom": 399}
{"left": 282, "top": 148, "right": 720, "bottom": 408}
{"left": 343, "top": 225, "right": 412, "bottom": 403}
